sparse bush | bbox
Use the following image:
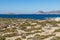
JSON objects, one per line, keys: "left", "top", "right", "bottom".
{"left": 15, "top": 38, "right": 21, "bottom": 40}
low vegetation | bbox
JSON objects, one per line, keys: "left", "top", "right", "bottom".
{"left": 0, "top": 18, "right": 60, "bottom": 40}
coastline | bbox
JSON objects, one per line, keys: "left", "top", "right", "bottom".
{"left": 0, "top": 14, "right": 60, "bottom": 20}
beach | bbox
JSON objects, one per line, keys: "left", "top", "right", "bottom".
{"left": 0, "top": 18, "right": 60, "bottom": 40}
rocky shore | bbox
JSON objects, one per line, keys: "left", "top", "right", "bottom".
{"left": 0, "top": 18, "right": 60, "bottom": 40}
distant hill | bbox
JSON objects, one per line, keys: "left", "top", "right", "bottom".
{"left": 37, "top": 10, "right": 60, "bottom": 14}
{"left": 6, "top": 12, "right": 16, "bottom": 15}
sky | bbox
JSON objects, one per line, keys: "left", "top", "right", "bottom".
{"left": 0, "top": 0, "right": 60, "bottom": 14}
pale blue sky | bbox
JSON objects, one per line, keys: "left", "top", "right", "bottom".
{"left": 0, "top": 0, "right": 60, "bottom": 14}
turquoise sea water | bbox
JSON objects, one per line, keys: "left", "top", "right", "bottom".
{"left": 0, "top": 14, "right": 60, "bottom": 20}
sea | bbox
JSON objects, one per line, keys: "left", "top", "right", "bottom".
{"left": 0, "top": 14, "right": 60, "bottom": 20}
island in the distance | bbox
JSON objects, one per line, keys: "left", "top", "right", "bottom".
{"left": 36, "top": 10, "right": 60, "bottom": 14}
